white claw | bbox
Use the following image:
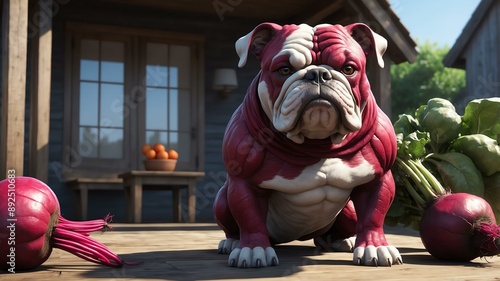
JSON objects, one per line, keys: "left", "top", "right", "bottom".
{"left": 387, "top": 245, "right": 403, "bottom": 264}
{"left": 218, "top": 238, "right": 240, "bottom": 254}
{"left": 227, "top": 247, "right": 279, "bottom": 268}
{"left": 353, "top": 245, "right": 402, "bottom": 266}
{"left": 377, "top": 246, "right": 392, "bottom": 266}
{"left": 238, "top": 247, "right": 251, "bottom": 268}
{"left": 265, "top": 247, "right": 279, "bottom": 266}
{"left": 228, "top": 247, "right": 241, "bottom": 267}
{"left": 363, "top": 245, "right": 377, "bottom": 265}
{"left": 353, "top": 247, "right": 365, "bottom": 265}
{"left": 331, "top": 236, "right": 356, "bottom": 252}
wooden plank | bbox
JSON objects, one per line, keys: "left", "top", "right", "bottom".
{"left": 0, "top": 0, "right": 29, "bottom": 178}
{"left": 29, "top": 0, "right": 53, "bottom": 182}
{"left": 6, "top": 223, "right": 500, "bottom": 280}
{"left": 359, "top": 0, "right": 418, "bottom": 64}
{"left": 292, "top": 0, "right": 344, "bottom": 25}
{"left": 366, "top": 56, "right": 391, "bottom": 116}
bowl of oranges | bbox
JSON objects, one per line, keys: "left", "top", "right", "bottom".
{"left": 142, "top": 143, "right": 179, "bottom": 171}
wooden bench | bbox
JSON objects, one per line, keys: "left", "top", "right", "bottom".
{"left": 118, "top": 170, "right": 205, "bottom": 223}
{"left": 66, "top": 177, "right": 123, "bottom": 220}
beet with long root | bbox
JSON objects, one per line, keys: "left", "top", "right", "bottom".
{"left": 0, "top": 176, "right": 134, "bottom": 271}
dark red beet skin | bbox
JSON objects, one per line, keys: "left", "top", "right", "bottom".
{"left": 1, "top": 177, "right": 134, "bottom": 271}
{"left": 419, "top": 193, "right": 500, "bottom": 261}
{"left": 0, "top": 177, "right": 58, "bottom": 270}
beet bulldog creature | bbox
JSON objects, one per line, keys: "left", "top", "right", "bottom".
{"left": 213, "top": 22, "right": 401, "bottom": 268}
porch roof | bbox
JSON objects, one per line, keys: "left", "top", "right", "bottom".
{"left": 102, "top": 0, "right": 418, "bottom": 64}
{"left": 0, "top": 0, "right": 418, "bottom": 181}
{"left": 443, "top": 0, "right": 494, "bottom": 69}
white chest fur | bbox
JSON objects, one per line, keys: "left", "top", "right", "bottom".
{"left": 260, "top": 156, "right": 376, "bottom": 243}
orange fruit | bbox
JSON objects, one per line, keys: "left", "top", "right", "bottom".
{"left": 156, "top": 150, "right": 169, "bottom": 159}
{"left": 141, "top": 144, "right": 152, "bottom": 155}
{"left": 145, "top": 149, "right": 156, "bottom": 159}
{"left": 153, "top": 143, "right": 165, "bottom": 153}
{"left": 167, "top": 149, "right": 179, "bottom": 160}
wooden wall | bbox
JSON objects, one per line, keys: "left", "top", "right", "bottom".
{"left": 456, "top": 0, "right": 500, "bottom": 112}
{"left": 44, "top": 1, "right": 262, "bottom": 222}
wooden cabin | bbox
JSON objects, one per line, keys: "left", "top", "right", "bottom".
{"left": 0, "top": 0, "right": 417, "bottom": 222}
{"left": 443, "top": 0, "right": 500, "bottom": 113}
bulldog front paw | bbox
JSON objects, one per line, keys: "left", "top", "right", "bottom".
{"left": 353, "top": 245, "right": 402, "bottom": 266}
{"left": 218, "top": 238, "right": 240, "bottom": 254}
{"left": 331, "top": 236, "right": 356, "bottom": 252}
{"left": 228, "top": 247, "right": 279, "bottom": 268}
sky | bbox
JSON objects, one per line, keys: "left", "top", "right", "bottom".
{"left": 389, "top": 0, "right": 482, "bottom": 47}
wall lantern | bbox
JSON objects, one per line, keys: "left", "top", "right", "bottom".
{"left": 213, "top": 68, "right": 238, "bottom": 98}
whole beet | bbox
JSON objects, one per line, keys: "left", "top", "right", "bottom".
{"left": 0, "top": 177, "right": 131, "bottom": 271}
{"left": 419, "top": 193, "right": 500, "bottom": 261}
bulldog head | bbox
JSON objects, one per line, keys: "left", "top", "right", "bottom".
{"left": 236, "top": 23, "right": 387, "bottom": 144}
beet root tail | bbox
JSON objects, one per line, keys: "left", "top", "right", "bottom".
{"left": 474, "top": 221, "right": 500, "bottom": 257}
{"left": 56, "top": 214, "right": 113, "bottom": 235}
{"left": 52, "top": 218, "right": 140, "bottom": 267}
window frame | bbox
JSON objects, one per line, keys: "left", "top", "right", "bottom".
{"left": 63, "top": 22, "right": 205, "bottom": 178}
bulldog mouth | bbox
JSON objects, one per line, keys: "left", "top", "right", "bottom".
{"left": 274, "top": 81, "right": 362, "bottom": 144}
{"left": 285, "top": 97, "right": 350, "bottom": 144}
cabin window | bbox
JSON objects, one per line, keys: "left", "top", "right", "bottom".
{"left": 78, "top": 39, "right": 125, "bottom": 159}
{"left": 143, "top": 43, "right": 192, "bottom": 160}
{"left": 64, "top": 23, "right": 204, "bottom": 176}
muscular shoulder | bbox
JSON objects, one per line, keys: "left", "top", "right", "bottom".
{"left": 223, "top": 109, "right": 266, "bottom": 179}
{"left": 368, "top": 111, "right": 397, "bottom": 172}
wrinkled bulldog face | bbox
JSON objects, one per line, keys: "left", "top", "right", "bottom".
{"left": 236, "top": 23, "right": 387, "bottom": 144}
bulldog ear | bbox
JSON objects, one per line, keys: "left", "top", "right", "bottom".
{"left": 235, "top": 22, "right": 282, "bottom": 68}
{"left": 346, "top": 23, "right": 388, "bottom": 68}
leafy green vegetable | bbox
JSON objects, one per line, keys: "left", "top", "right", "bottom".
{"left": 388, "top": 97, "right": 500, "bottom": 227}
{"left": 421, "top": 107, "right": 461, "bottom": 151}
{"left": 483, "top": 172, "right": 500, "bottom": 222}
{"left": 462, "top": 98, "right": 500, "bottom": 140}
{"left": 397, "top": 131, "right": 429, "bottom": 160}
{"left": 418, "top": 98, "right": 461, "bottom": 152}
{"left": 451, "top": 134, "right": 500, "bottom": 176}
{"left": 424, "top": 97, "right": 457, "bottom": 111}
{"left": 424, "top": 152, "right": 484, "bottom": 196}
{"left": 393, "top": 114, "right": 419, "bottom": 137}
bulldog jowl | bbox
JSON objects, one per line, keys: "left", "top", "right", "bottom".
{"left": 213, "top": 22, "right": 402, "bottom": 268}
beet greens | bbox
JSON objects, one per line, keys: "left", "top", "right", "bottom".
{"left": 387, "top": 98, "right": 500, "bottom": 261}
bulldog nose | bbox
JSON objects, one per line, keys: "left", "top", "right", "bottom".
{"left": 305, "top": 68, "right": 332, "bottom": 83}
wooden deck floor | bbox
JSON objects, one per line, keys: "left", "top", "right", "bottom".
{"left": 4, "top": 223, "right": 500, "bottom": 281}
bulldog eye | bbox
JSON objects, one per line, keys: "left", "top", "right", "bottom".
{"left": 341, "top": 65, "right": 356, "bottom": 76}
{"left": 277, "top": 67, "right": 293, "bottom": 76}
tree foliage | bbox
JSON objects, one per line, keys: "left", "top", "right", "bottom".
{"left": 390, "top": 41, "right": 466, "bottom": 121}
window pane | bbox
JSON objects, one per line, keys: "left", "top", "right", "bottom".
{"left": 100, "top": 128, "right": 123, "bottom": 159}
{"left": 79, "top": 82, "right": 99, "bottom": 126}
{"left": 101, "top": 41, "right": 124, "bottom": 83}
{"left": 146, "top": 43, "right": 168, "bottom": 87}
{"left": 101, "top": 61, "right": 124, "bottom": 83}
{"left": 146, "top": 130, "right": 167, "bottom": 145}
{"left": 170, "top": 45, "right": 190, "bottom": 88}
{"left": 79, "top": 127, "right": 98, "bottom": 158}
{"left": 146, "top": 65, "right": 168, "bottom": 87}
{"left": 169, "top": 89, "right": 178, "bottom": 131}
{"left": 169, "top": 67, "right": 178, "bottom": 88}
{"left": 100, "top": 83, "right": 124, "bottom": 128}
{"left": 80, "top": 59, "right": 99, "bottom": 81}
{"left": 146, "top": 87, "right": 167, "bottom": 130}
